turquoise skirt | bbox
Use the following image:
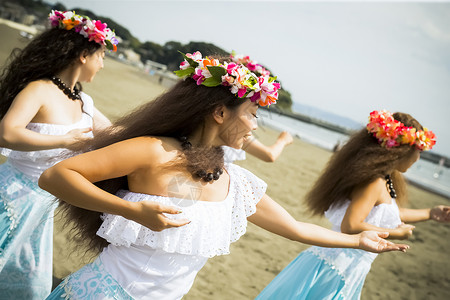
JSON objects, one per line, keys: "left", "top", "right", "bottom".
{"left": 256, "top": 248, "right": 367, "bottom": 300}
{"left": 0, "top": 162, "right": 57, "bottom": 299}
{"left": 47, "top": 258, "right": 133, "bottom": 299}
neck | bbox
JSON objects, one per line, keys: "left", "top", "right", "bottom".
{"left": 55, "top": 67, "right": 80, "bottom": 91}
{"left": 188, "top": 121, "right": 223, "bottom": 148}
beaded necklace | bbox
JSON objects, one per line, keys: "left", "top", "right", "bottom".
{"left": 179, "top": 136, "right": 224, "bottom": 182}
{"left": 50, "top": 76, "right": 81, "bottom": 101}
{"left": 385, "top": 174, "right": 397, "bottom": 199}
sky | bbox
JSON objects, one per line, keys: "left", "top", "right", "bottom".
{"left": 46, "top": 0, "right": 450, "bottom": 156}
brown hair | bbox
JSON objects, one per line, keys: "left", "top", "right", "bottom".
{"left": 305, "top": 112, "right": 423, "bottom": 216}
{"left": 0, "top": 28, "right": 101, "bottom": 119}
{"left": 59, "top": 74, "right": 247, "bottom": 253}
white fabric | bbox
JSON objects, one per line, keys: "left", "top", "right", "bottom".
{"left": 0, "top": 92, "right": 94, "bottom": 180}
{"left": 222, "top": 146, "right": 246, "bottom": 163}
{"left": 302, "top": 198, "right": 403, "bottom": 296}
{"left": 97, "top": 163, "right": 267, "bottom": 300}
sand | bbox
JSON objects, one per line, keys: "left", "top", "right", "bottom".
{"left": 1, "top": 22, "right": 449, "bottom": 300}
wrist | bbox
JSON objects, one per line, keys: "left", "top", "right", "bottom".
{"left": 351, "top": 233, "right": 361, "bottom": 249}
{"left": 121, "top": 200, "right": 140, "bottom": 221}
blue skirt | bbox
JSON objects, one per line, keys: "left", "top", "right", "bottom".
{"left": 256, "top": 248, "right": 369, "bottom": 300}
{"left": 0, "top": 162, "right": 57, "bottom": 299}
{"left": 47, "top": 258, "right": 133, "bottom": 300}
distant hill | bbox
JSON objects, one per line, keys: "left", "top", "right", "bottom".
{"left": 292, "top": 102, "right": 363, "bottom": 131}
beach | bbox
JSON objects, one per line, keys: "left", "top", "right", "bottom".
{"left": 1, "top": 22, "right": 449, "bottom": 299}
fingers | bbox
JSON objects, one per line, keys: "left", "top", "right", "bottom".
{"left": 158, "top": 204, "right": 183, "bottom": 215}
{"left": 165, "top": 218, "right": 191, "bottom": 228}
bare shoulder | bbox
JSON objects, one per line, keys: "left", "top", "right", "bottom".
{"left": 15, "top": 79, "right": 54, "bottom": 103}
{"left": 351, "top": 177, "right": 385, "bottom": 202}
{"left": 116, "top": 136, "right": 180, "bottom": 164}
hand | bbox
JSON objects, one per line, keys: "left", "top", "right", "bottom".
{"left": 430, "top": 205, "right": 450, "bottom": 223}
{"left": 394, "top": 223, "right": 415, "bottom": 239}
{"left": 131, "top": 200, "right": 190, "bottom": 232}
{"left": 63, "top": 127, "right": 93, "bottom": 147}
{"left": 358, "top": 231, "right": 410, "bottom": 253}
{"left": 278, "top": 131, "right": 293, "bottom": 146}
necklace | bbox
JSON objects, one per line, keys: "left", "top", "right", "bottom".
{"left": 385, "top": 174, "right": 397, "bottom": 199}
{"left": 179, "top": 136, "right": 224, "bottom": 182}
{"left": 51, "top": 76, "right": 81, "bottom": 101}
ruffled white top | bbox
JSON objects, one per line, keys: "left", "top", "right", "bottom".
{"left": 0, "top": 92, "right": 94, "bottom": 181}
{"left": 96, "top": 163, "right": 267, "bottom": 300}
{"left": 222, "top": 146, "right": 246, "bottom": 163}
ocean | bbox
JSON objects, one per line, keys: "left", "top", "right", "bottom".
{"left": 258, "top": 109, "right": 450, "bottom": 199}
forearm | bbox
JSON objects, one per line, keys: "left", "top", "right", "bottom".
{"left": 292, "top": 222, "right": 361, "bottom": 248}
{"left": 399, "top": 207, "right": 431, "bottom": 223}
{"left": 39, "top": 165, "right": 136, "bottom": 219}
{"left": 341, "top": 221, "right": 406, "bottom": 239}
{"left": 249, "top": 195, "right": 359, "bottom": 248}
{"left": 0, "top": 127, "right": 69, "bottom": 150}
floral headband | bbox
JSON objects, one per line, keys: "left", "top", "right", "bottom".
{"left": 366, "top": 110, "right": 436, "bottom": 151}
{"left": 174, "top": 51, "right": 280, "bottom": 106}
{"left": 230, "top": 51, "right": 271, "bottom": 77}
{"left": 49, "top": 10, "right": 119, "bottom": 51}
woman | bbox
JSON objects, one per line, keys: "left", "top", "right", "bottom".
{"left": 256, "top": 110, "right": 448, "bottom": 299}
{"left": 0, "top": 10, "right": 117, "bottom": 298}
{"left": 40, "top": 53, "right": 408, "bottom": 299}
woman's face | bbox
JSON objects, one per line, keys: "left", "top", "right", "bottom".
{"left": 79, "top": 47, "right": 105, "bottom": 82}
{"left": 396, "top": 149, "right": 420, "bottom": 173}
{"left": 220, "top": 99, "right": 258, "bottom": 149}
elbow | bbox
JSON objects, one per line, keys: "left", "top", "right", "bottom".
{"left": 340, "top": 221, "right": 361, "bottom": 235}
{"left": 259, "top": 152, "right": 275, "bottom": 162}
{"left": 265, "top": 154, "right": 276, "bottom": 163}
{"left": 0, "top": 127, "right": 14, "bottom": 148}
{"left": 38, "top": 167, "right": 54, "bottom": 192}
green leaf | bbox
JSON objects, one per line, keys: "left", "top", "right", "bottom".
{"left": 207, "top": 66, "right": 227, "bottom": 80}
{"left": 202, "top": 77, "right": 222, "bottom": 87}
{"left": 268, "top": 76, "right": 277, "bottom": 83}
{"left": 178, "top": 51, "right": 199, "bottom": 68}
{"left": 174, "top": 67, "right": 195, "bottom": 77}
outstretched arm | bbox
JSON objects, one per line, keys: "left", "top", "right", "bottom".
{"left": 400, "top": 205, "right": 450, "bottom": 223}
{"left": 243, "top": 131, "right": 293, "bottom": 162}
{"left": 248, "top": 194, "right": 409, "bottom": 253}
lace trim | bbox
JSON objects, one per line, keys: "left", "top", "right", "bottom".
{"left": 325, "top": 199, "right": 402, "bottom": 231}
{"left": 97, "top": 164, "right": 267, "bottom": 258}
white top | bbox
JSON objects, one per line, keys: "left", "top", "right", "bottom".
{"left": 96, "top": 163, "right": 267, "bottom": 300}
{"left": 222, "top": 146, "right": 246, "bottom": 163}
{"left": 0, "top": 92, "right": 94, "bottom": 181}
{"left": 304, "top": 198, "right": 402, "bottom": 295}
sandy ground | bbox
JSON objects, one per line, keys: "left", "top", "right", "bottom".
{"left": 1, "top": 22, "right": 449, "bottom": 299}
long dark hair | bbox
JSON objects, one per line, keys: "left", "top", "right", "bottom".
{"left": 306, "top": 112, "right": 423, "bottom": 215}
{"left": 0, "top": 28, "right": 101, "bottom": 119}
{"left": 59, "top": 75, "right": 246, "bottom": 253}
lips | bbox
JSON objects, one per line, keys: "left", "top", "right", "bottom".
{"left": 243, "top": 133, "right": 252, "bottom": 142}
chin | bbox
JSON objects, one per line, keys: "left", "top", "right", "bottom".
{"left": 228, "top": 141, "right": 244, "bottom": 149}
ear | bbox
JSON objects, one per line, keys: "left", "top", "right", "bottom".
{"left": 79, "top": 50, "right": 90, "bottom": 64}
{"left": 212, "top": 105, "right": 226, "bottom": 124}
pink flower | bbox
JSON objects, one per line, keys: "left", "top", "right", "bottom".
{"left": 192, "top": 68, "right": 205, "bottom": 85}
{"left": 180, "top": 61, "right": 190, "bottom": 70}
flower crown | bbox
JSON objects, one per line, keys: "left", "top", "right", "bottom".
{"left": 174, "top": 51, "right": 280, "bottom": 106}
{"left": 49, "top": 10, "right": 118, "bottom": 51}
{"left": 230, "top": 51, "right": 271, "bottom": 77}
{"left": 366, "top": 110, "right": 436, "bottom": 151}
